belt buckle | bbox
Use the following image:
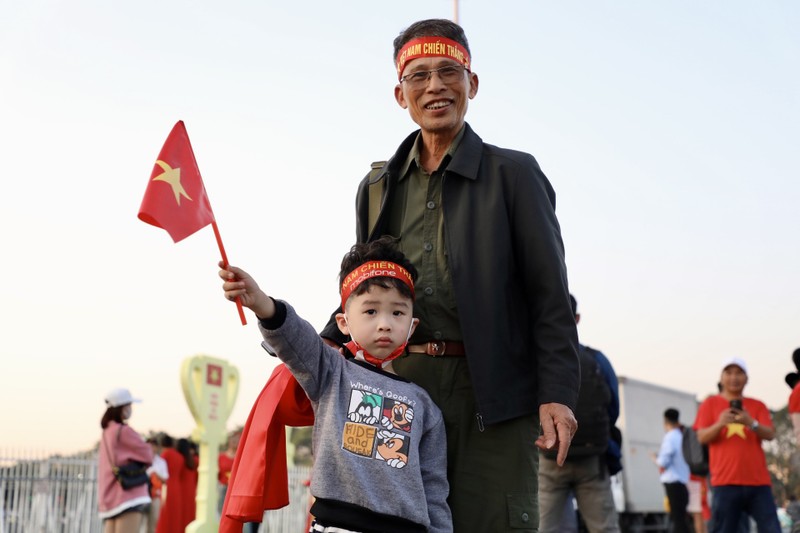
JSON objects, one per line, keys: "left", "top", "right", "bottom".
{"left": 428, "top": 341, "right": 446, "bottom": 357}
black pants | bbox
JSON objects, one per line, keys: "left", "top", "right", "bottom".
{"left": 664, "top": 482, "right": 691, "bottom": 533}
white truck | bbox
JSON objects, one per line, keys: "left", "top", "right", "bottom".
{"left": 611, "top": 376, "right": 700, "bottom": 532}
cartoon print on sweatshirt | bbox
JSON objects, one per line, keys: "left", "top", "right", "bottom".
{"left": 347, "top": 390, "right": 381, "bottom": 424}
{"left": 342, "top": 388, "right": 414, "bottom": 467}
{"left": 375, "top": 429, "right": 409, "bottom": 468}
{"left": 381, "top": 398, "right": 414, "bottom": 432}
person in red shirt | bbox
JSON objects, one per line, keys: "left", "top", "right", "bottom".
{"left": 217, "top": 429, "right": 241, "bottom": 515}
{"left": 787, "top": 348, "right": 800, "bottom": 445}
{"left": 182, "top": 440, "right": 199, "bottom": 527}
{"left": 155, "top": 436, "right": 197, "bottom": 533}
{"left": 694, "top": 357, "right": 780, "bottom": 533}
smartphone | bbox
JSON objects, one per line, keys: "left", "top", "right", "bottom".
{"left": 730, "top": 399, "right": 743, "bottom": 410}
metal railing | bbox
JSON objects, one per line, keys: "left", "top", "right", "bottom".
{"left": 0, "top": 451, "right": 312, "bottom": 533}
{"left": 0, "top": 451, "right": 100, "bottom": 533}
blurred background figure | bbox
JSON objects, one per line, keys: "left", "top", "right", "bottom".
{"left": 185, "top": 440, "right": 199, "bottom": 526}
{"left": 694, "top": 358, "right": 780, "bottom": 533}
{"left": 786, "top": 348, "right": 800, "bottom": 445}
{"left": 653, "top": 408, "right": 691, "bottom": 533}
{"left": 97, "top": 387, "right": 153, "bottom": 533}
{"left": 687, "top": 473, "right": 709, "bottom": 533}
{"left": 156, "top": 436, "right": 197, "bottom": 533}
{"left": 218, "top": 428, "right": 242, "bottom": 516}
{"left": 145, "top": 435, "right": 168, "bottom": 533}
{"left": 538, "top": 295, "right": 621, "bottom": 533}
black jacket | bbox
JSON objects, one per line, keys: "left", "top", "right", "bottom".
{"left": 322, "top": 123, "right": 579, "bottom": 425}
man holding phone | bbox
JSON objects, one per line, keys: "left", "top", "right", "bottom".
{"left": 693, "top": 358, "right": 780, "bottom": 533}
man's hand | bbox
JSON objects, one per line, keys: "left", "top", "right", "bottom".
{"left": 729, "top": 406, "right": 754, "bottom": 427}
{"left": 536, "top": 402, "right": 578, "bottom": 466}
{"left": 716, "top": 407, "right": 737, "bottom": 426}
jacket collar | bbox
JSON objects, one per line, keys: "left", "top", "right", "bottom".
{"left": 376, "top": 122, "right": 483, "bottom": 184}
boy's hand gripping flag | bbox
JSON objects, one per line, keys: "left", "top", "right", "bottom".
{"left": 139, "top": 120, "right": 247, "bottom": 325}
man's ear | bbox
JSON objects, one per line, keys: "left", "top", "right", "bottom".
{"left": 468, "top": 72, "right": 479, "bottom": 99}
{"left": 335, "top": 312, "right": 350, "bottom": 336}
{"left": 394, "top": 84, "right": 408, "bottom": 109}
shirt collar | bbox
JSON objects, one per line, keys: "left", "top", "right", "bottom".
{"left": 398, "top": 124, "right": 467, "bottom": 181}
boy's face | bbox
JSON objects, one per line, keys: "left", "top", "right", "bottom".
{"left": 336, "top": 285, "right": 418, "bottom": 358}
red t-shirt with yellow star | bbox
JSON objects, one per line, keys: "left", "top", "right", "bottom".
{"left": 693, "top": 394, "right": 772, "bottom": 487}
{"left": 789, "top": 383, "right": 800, "bottom": 414}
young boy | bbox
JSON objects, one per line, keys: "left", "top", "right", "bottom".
{"left": 219, "top": 236, "right": 452, "bottom": 533}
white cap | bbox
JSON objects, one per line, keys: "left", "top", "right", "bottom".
{"left": 721, "top": 357, "right": 748, "bottom": 375}
{"left": 104, "top": 388, "right": 142, "bottom": 408}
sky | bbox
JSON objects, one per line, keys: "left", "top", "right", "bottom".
{"left": 1, "top": 1, "right": 798, "bottom": 455}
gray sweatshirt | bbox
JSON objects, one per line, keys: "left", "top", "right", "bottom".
{"left": 259, "top": 302, "right": 452, "bottom": 533}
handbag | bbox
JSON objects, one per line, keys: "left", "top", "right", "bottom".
{"left": 113, "top": 461, "right": 149, "bottom": 490}
{"left": 102, "top": 425, "right": 150, "bottom": 490}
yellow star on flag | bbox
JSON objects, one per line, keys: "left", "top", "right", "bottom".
{"left": 209, "top": 367, "right": 220, "bottom": 384}
{"left": 152, "top": 160, "right": 193, "bottom": 205}
{"left": 726, "top": 422, "right": 747, "bottom": 439}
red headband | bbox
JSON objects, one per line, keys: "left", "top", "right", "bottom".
{"left": 395, "top": 36, "right": 471, "bottom": 80}
{"left": 341, "top": 261, "right": 415, "bottom": 309}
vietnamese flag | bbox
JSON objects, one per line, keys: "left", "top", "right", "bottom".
{"left": 139, "top": 120, "right": 247, "bottom": 325}
{"left": 138, "top": 121, "right": 215, "bottom": 242}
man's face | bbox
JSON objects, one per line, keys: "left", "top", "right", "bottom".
{"left": 394, "top": 56, "right": 478, "bottom": 138}
{"left": 720, "top": 365, "right": 748, "bottom": 395}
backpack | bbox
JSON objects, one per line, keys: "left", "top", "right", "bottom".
{"left": 606, "top": 425, "right": 623, "bottom": 475}
{"left": 681, "top": 426, "right": 709, "bottom": 476}
{"left": 546, "top": 345, "right": 611, "bottom": 460}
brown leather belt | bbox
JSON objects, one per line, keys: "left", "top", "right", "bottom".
{"left": 407, "top": 341, "right": 466, "bottom": 357}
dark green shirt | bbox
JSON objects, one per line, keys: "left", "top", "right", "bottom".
{"left": 386, "top": 126, "right": 466, "bottom": 343}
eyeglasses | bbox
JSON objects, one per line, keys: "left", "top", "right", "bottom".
{"left": 400, "top": 64, "right": 468, "bottom": 88}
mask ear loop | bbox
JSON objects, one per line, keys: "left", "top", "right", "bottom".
{"left": 405, "top": 319, "right": 415, "bottom": 342}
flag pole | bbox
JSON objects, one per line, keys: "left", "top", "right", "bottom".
{"left": 211, "top": 221, "right": 247, "bottom": 325}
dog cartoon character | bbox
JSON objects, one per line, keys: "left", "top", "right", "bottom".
{"left": 348, "top": 391, "right": 381, "bottom": 424}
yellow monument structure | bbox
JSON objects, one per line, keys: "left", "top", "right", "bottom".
{"left": 181, "top": 354, "right": 239, "bottom": 533}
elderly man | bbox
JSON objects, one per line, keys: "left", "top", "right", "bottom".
{"left": 322, "top": 18, "right": 580, "bottom": 532}
{"left": 694, "top": 357, "right": 780, "bottom": 533}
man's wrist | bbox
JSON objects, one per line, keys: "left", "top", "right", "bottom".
{"left": 750, "top": 420, "right": 760, "bottom": 432}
